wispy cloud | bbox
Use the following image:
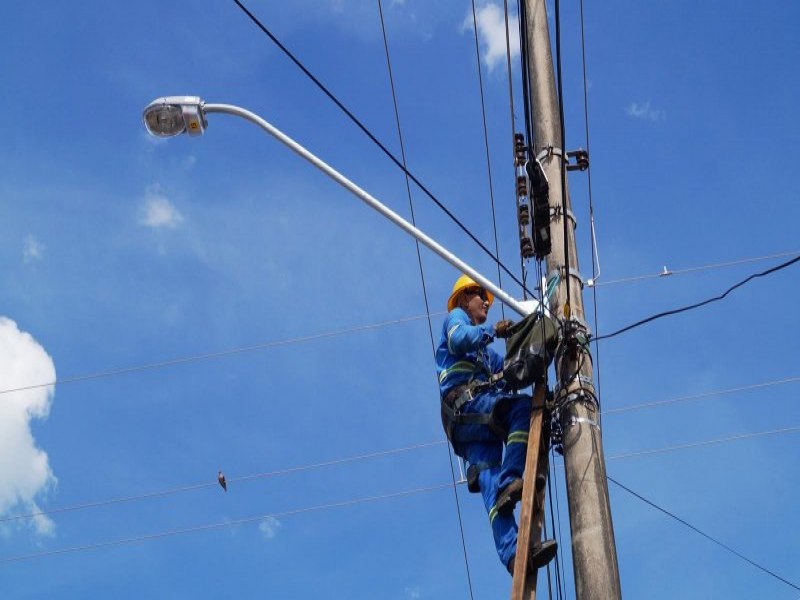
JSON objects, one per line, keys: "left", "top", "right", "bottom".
{"left": 22, "top": 235, "right": 45, "bottom": 263}
{"left": 0, "top": 317, "right": 57, "bottom": 537}
{"left": 626, "top": 100, "right": 665, "bottom": 121}
{"left": 258, "top": 516, "right": 281, "bottom": 539}
{"left": 460, "top": 2, "right": 520, "bottom": 72}
{"left": 139, "top": 185, "right": 184, "bottom": 229}
{"left": 405, "top": 586, "right": 421, "bottom": 599}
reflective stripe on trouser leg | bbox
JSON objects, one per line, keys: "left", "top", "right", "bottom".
{"left": 463, "top": 441, "right": 517, "bottom": 568}
{"left": 498, "top": 394, "right": 533, "bottom": 492}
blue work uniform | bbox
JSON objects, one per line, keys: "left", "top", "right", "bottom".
{"left": 436, "top": 307, "right": 532, "bottom": 570}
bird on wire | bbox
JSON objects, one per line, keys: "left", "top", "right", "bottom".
{"left": 218, "top": 471, "right": 227, "bottom": 492}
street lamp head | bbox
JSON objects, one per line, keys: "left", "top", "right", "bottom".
{"left": 142, "top": 96, "right": 207, "bottom": 138}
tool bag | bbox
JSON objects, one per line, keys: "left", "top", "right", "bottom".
{"left": 502, "top": 311, "right": 559, "bottom": 390}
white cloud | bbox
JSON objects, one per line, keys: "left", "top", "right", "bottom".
{"left": 405, "top": 587, "right": 421, "bottom": 599}
{"left": 0, "top": 317, "right": 57, "bottom": 537}
{"left": 139, "top": 185, "right": 184, "bottom": 229}
{"left": 461, "top": 2, "right": 520, "bottom": 72}
{"left": 626, "top": 100, "right": 665, "bottom": 121}
{"left": 258, "top": 516, "right": 281, "bottom": 539}
{"left": 22, "top": 235, "right": 45, "bottom": 263}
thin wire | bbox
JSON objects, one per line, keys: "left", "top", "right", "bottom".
{"left": 11, "top": 420, "right": 797, "bottom": 527}
{"left": 470, "top": 0, "right": 505, "bottom": 321}
{"left": 578, "top": 0, "right": 603, "bottom": 419}
{"left": 0, "top": 483, "right": 455, "bottom": 566}
{"left": 547, "top": 450, "right": 565, "bottom": 600}
{"left": 502, "top": 0, "right": 530, "bottom": 300}
{"left": 594, "top": 254, "right": 800, "bottom": 342}
{"left": 606, "top": 426, "right": 800, "bottom": 461}
{"left": 230, "top": 0, "right": 535, "bottom": 298}
{"left": 603, "top": 376, "right": 800, "bottom": 416}
{"left": 376, "top": 5, "right": 474, "bottom": 597}
{"left": 1, "top": 440, "right": 446, "bottom": 524}
{"left": 553, "top": 0, "right": 571, "bottom": 313}
{"left": 607, "top": 475, "right": 800, "bottom": 593}
{"left": 594, "top": 250, "right": 800, "bottom": 287}
{"left": 0, "top": 312, "right": 445, "bottom": 397}
{"left": 551, "top": 449, "right": 568, "bottom": 596}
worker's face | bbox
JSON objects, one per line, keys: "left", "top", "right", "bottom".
{"left": 460, "top": 287, "right": 490, "bottom": 325}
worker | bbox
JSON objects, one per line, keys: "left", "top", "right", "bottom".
{"left": 437, "top": 274, "right": 557, "bottom": 575}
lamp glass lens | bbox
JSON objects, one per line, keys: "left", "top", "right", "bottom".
{"left": 144, "top": 105, "right": 185, "bottom": 137}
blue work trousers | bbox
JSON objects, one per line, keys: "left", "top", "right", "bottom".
{"left": 451, "top": 390, "right": 532, "bottom": 570}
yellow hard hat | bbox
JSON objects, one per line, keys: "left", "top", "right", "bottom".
{"left": 447, "top": 274, "right": 494, "bottom": 312}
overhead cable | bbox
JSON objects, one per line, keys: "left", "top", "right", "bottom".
{"left": 0, "top": 312, "right": 444, "bottom": 397}
{"left": 469, "top": 0, "right": 505, "bottom": 320}
{"left": 1, "top": 440, "right": 446, "bottom": 524}
{"left": 606, "top": 426, "right": 800, "bottom": 461}
{"left": 594, "top": 250, "right": 800, "bottom": 288}
{"left": 607, "top": 475, "right": 800, "bottom": 593}
{"left": 603, "top": 376, "right": 800, "bottom": 416}
{"left": 577, "top": 0, "right": 604, "bottom": 415}
{"left": 0, "top": 484, "right": 454, "bottom": 566}
{"left": 553, "top": 0, "right": 572, "bottom": 314}
{"left": 8, "top": 423, "right": 798, "bottom": 527}
{"left": 593, "top": 254, "right": 800, "bottom": 342}
{"left": 231, "top": 0, "right": 535, "bottom": 298}
{"left": 376, "top": 3, "right": 475, "bottom": 597}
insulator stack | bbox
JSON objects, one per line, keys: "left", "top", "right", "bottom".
{"left": 516, "top": 175, "right": 528, "bottom": 198}
{"left": 513, "top": 132, "right": 533, "bottom": 263}
{"left": 518, "top": 204, "right": 530, "bottom": 225}
{"left": 520, "top": 237, "right": 534, "bottom": 258}
{"left": 514, "top": 133, "right": 527, "bottom": 166}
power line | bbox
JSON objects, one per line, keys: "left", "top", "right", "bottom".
{"left": 1, "top": 440, "right": 445, "bottom": 524}
{"left": 0, "top": 312, "right": 444, "bottom": 397}
{"left": 469, "top": 0, "right": 505, "bottom": 322}
{"left": 593, "top": 250, "right": 800, "bottom": 288}
{"left": 9, "top": 422, "right": 797, "bottom": 527}
{"left": 593, "top": 254, "right": 800, "bottom": 342}
{"left": 376, "top": 3, "right": 475, "bottom": 598}
{"left": 230, "top": 0, "right": 536, "bottom": 298}
{"left": 603, "top": 376, "right": 800, "bottom": 416}
{"left": 0, "top": 483, "right": 455, "bottom": 566}
{"left": 553, "top": 0, "right": 572, "bottom": 314}
{"left": 607, "top": 475, "right": 800, "bottom": 593}
{"left": 606, "top": 426, "right": 800, "bottom": 461}
{"left": 577, "top": 0, "right": 604, "bottom": 418}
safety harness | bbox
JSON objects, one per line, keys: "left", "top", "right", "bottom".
{"left": 440, "top": 310, "right": 559, "bottom": 492}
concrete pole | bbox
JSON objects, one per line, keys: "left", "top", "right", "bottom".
{"left": 521, "top": 1, "right": 621, "bottom": 597}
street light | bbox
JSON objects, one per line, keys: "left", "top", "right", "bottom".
{"left": 143, "top": 96, "right": 542, "bottom": 317}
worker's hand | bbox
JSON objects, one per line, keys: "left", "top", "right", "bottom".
{"left": 494, "top": 320, "right": 514, "bottom": 338}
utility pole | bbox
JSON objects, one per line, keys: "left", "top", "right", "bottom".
{"left": 521, "top": 0, "right": 622, "bottom": 598}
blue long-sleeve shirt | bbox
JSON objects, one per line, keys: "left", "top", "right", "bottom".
{"left": 436, "top": 308, "right": 503, "bottom": 397}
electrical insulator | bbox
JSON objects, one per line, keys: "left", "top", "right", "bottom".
{"left": 520, "top": 237, "right": 535, "bottom": 259}
{"left": 566, "top": 149, "right": 589, "bottom": 172}
{"left": 516, "top": 175, "right": 528, "bottom": 198}
{"left": 518, "top": 203, "right": 530, "bottom": 225}
{"left": 514, "top": 133, "right": 527, "bottom": 165}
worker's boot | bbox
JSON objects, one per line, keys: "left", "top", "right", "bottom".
{"left": 496, "top": 478, "right": 524, "bottom": 517}
{"left": 507, "top": 539, "right": 558, "bottom": 576}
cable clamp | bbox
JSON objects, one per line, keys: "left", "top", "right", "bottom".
{"left": 550, "top": 205, "right": 577, "bottom": 228}
{"left": 567, "top": 416, "right": 600, "bottom": 430}
{"left": 536, "top": 146, "right": 565, "bottom": 163}
{"left": 553, "top": 265, "right": 585, "bottom": 290}
{"left": 554, "top": 375, "right": 595, "bottom": 397}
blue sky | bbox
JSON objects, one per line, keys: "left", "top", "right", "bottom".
{"left": 1, "top": 1, "right": 798, "bottom": 598}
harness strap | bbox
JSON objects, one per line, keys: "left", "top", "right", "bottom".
{"left": 466, "top": 460, "right": 500, "bottom": 494}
